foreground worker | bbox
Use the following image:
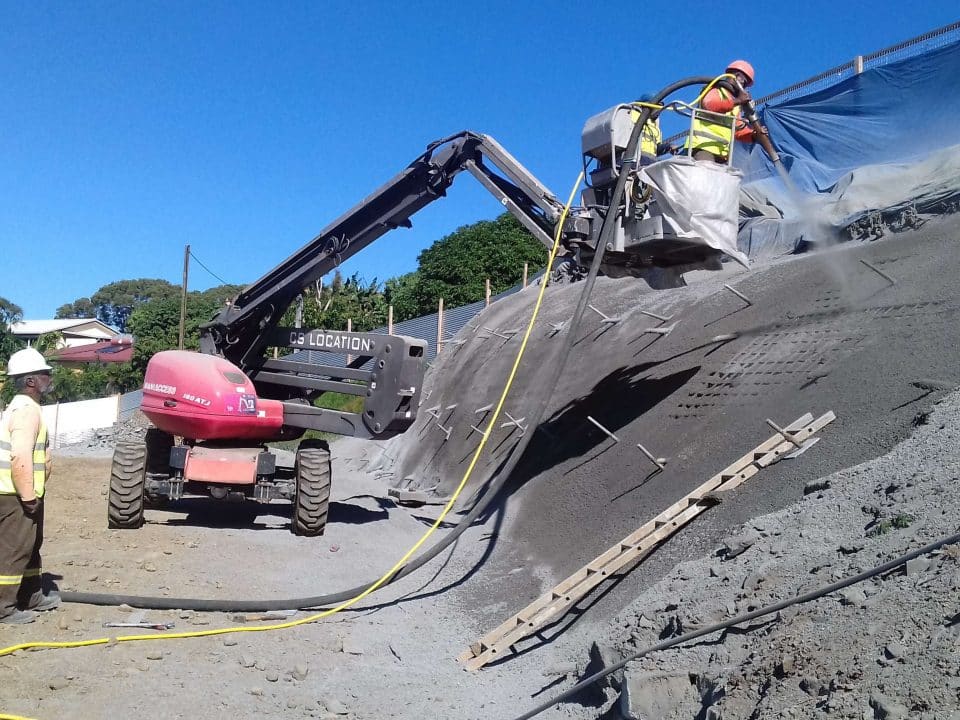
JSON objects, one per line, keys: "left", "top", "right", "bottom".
{"left": 0, "top": 348, "right": 60, "bottom": 624}
{"left": 687, "top": 59, "right": 757, "bottom": 163}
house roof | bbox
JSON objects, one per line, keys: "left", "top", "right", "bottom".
{"left": 9, "top": 319, "right": 116, "bottom": 340}
{"left": 51, "top": 339, "right": 133, "bottom": 364}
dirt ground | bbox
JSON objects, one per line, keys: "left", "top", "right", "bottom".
{"left": 3, "top": 215, "right": 960, "bottom": 719}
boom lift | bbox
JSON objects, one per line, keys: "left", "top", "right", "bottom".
{"left": 108, "top": 75, "right": 755, "bottom": 536}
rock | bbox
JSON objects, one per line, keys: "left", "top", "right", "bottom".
{"left": 286, "top": 700, "right": 298, "bottom": 709}
{"left": 255, "top": 660, "right": 267, "bottom": 671}
{"left": 250, "top": 687, "right": 263, "bottom": 697}
{"left": 869, "top": 692, "right": 908, "bottom": 719}
{"left": 57, "top": 615, "right": 71, "bottom": 630}
{"left": 48, "top": 676, "right": 70, "bottom": 690}
{"left": 146, "top": 651, "right": 163, "bottom": 661}
{"left": 239, "top": 655, "right": 256, "bottom": 668}
{"left": 838, "top": 544, "right": 864, "bottom": 555}
{"left": 742, "top": 572, "right": 766, "bottom": 592}
{"left": 223, "top": 639, "right": 238, "bottom": 647}
{"left": 586, "top": 641, "right": 624, "bottom": 691}
{"left": 619, "top": 671, "right": 699, "bottom": 720}
{"left": 265, "top": 670, "right": 279, "bottom": 682}
{"left": 719, "top": 530, "right": 759, "bottom": 560}
{"left": 142, "top": 562, "right": 157, "bottom": 573}
{"left": 905, "top": 557, "right": 931, "bottom": 576}
{"left": 776, "top": 655, "right": 795, "bottom": 677}
{"left": 292, "top": 664, "right": 309, "bottom": 681}
{"left": 804, "top": 479, "right": 831, "bottom": 495}
{"left": 799, "top": 676, "right": 825, "bottom": 696}
{"left": 884, "top": 642, "right": 907, "bottom": 660}
{"left": 321, "top": 697, "right": 350, "bottom": 715}
{"left": 838, "top": 587, "right": 867, "bottom": 606}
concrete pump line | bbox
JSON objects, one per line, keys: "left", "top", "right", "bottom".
{"left": 46, "top": 78, "right": 701, "bottom": 618}
{"left": 0, "top": 171, "right": 585, "bottom": 662}
{"left": 511, "top": 530, "right": 960, "bottom": 720}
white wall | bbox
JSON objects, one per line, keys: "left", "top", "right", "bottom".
{"left": 41, "top": 395, "right": 120, "bottom": 448}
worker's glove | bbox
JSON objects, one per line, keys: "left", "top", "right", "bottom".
{"left": 20, "top": 498, "right": 40, "bottom": 517}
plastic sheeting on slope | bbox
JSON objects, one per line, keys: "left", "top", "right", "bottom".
{"left": 737, "top": 39, "right": 960, "bottom": 193}
{"left": 734, "top": 38, "right": 960, "bottom": 258}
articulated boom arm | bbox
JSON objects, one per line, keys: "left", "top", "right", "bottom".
{"left": 200, "top": 131, "right": 586, "bottom": 374}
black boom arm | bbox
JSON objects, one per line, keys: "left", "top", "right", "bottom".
{"left": 200, "top": 131, "right": 586, "bottom": 374}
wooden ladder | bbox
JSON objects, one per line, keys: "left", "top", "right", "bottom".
{"left": 458, "top": 410, "right": 836, "bottom": 671}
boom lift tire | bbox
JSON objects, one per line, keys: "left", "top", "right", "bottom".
{"left": 292, "top": 440, "right": 331, "bottom": 536}
{"left": 108, "top": 441, "right": 148, "bottom": 529}
{"left": 143, "top": 428, "right": 174, "bottom": 509}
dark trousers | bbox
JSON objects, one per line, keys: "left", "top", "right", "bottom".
{"left": 0, "top": 494, "right": 43, "bottom": 615}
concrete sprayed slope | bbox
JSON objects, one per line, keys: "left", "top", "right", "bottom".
{"left": 387, "top": 215, "right": 960, "bottom": 628}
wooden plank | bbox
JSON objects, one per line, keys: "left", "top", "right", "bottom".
{"left": 459, "top": 411, "right": 833, "bottom": 670}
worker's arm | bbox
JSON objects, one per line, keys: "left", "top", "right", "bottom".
{"left": 702, "top": 88, "right": 736, "bottom": 113}
{"left": 8, "top": 405, "right": 41, "bottom": 502}
{"left": 734, "top": 120, "right": 755, "bottom": 142}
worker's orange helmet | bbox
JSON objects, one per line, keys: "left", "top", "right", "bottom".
{"left": 726, "top": 59, "right": 755, "bottom": 87}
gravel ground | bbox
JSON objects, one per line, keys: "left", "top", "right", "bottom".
{"left": 1, "top": 215, "right": 959, "bottom": 719}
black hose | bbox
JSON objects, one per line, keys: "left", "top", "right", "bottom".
{"left": 62, "top": 76, "right": 720, "bottom": 612}
{"left": 511, "top": 530, "right": 960, "bottom": 720}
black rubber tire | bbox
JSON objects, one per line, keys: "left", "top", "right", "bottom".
{"left": 143, "top": 428, "right": 174, "bottom": 509}
{"left": 292, "top": 441, "right": 331, "bottom": 536}
{"left": 108, "top": 441, "right": 147, "bottom": 529}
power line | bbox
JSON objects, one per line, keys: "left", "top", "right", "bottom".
{"left": 188, "top": 250, "right": 230, "bottom": 286}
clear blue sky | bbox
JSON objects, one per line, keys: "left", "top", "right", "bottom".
{"left": 2, "top": 1, "right": 956, "bottom": 320}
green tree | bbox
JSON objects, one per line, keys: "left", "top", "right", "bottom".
{"left": 0, "top": 296, "right": 24, "bottom": 364}
{"left": 87, "top": 279, "right": 180, "bottom": 331}
{"left": 55, "top": 297, "right": 96, "bottom": 319}
{"left": 384, "top": 272, "right": 420, "bottom": 323}
{"left": 407, "top": 213, "right": 545, "bottom": 317}
{"left": 291, "top": 271, "right": 387, "bottom": 332}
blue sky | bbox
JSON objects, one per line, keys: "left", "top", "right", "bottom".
{"left": 2, "top": 1, "right": 956, "bottom": 319}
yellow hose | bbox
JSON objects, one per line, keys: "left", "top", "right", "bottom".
{"left": 0, "top": 170, "right": 585, "bottom": 661}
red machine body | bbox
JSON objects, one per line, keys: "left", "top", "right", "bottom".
{"left": 140, "top": 350, "right": 284, "bottom": 441}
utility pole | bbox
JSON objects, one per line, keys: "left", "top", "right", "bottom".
{"left": 178, "top": 244, "right": 190, "bottom": 350}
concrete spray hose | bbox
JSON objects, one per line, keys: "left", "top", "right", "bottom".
{"left": 53, "top": 79, "right": 700, "bottom": 614}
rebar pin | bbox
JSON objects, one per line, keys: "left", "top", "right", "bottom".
{"left": 723, "top": 284, "right": 753, "bottom": 306}
{"left": 641, "top": 323, "right": 677, "bottom": 336}
{"left": 587, "top": 304, "right": 620, "bottom": 325}
{"left": 640, "top": 309, "right": 673, "bottom": 322}
{"left": 474, "top": 403, "right": 493, "bottom": 415}
{"left": 765, "top": 418, "right": 804, "bottom": 449}
{"left": 586, "top": 415, "right": 620, "bottom": 443}
{"left": 636, "top": 442, "right": 667, "bottom": 470}
{"left": 859, "top": 259, "right": 896, "bottom": 286}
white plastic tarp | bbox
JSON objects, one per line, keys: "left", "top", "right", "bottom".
{"left": 640, "top": 156, "right": 749, "bottom": 268}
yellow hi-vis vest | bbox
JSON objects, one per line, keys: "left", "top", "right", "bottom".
{"left": 685, "top": 87, "right": 738, "bottom": 159}
{"left": 630, "top": 109, "right": 663, "bottom": 159}
{"left": 0, "top": 395, "right": 49, "bottom": 498}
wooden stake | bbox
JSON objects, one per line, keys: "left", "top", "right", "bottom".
{"left": 437, "top": 298, "right": 444, "bottom": 355}
{"left": 346, "top": 318, "right": 352, "bottom": 365}
{"left": 485, "top": 278, "right": 491, "bottom": 307}
{"left": 523, "top": 262, "right": 528, "bottom": 288}
{"left": 388, "top": 305, "right": 394, "bottom": 335}
{"left": 178, "top": 244, "right": 190, "bottom": 350}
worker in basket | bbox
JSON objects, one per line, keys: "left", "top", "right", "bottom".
{"left": 686, "top": 59, "right": 757, "bottom": 164}
{"left": 633, "top": 93, "right": 675, "bottom": 166}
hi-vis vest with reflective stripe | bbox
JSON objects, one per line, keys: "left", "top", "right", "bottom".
{"left": 686, "top": 87, "right": 738, "bottom": 158}
{"left": 629, "top": 108, "right": 663, "bottom": 158}
{"left": 0, "top": 395, "right": 49, "bottom": 497}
